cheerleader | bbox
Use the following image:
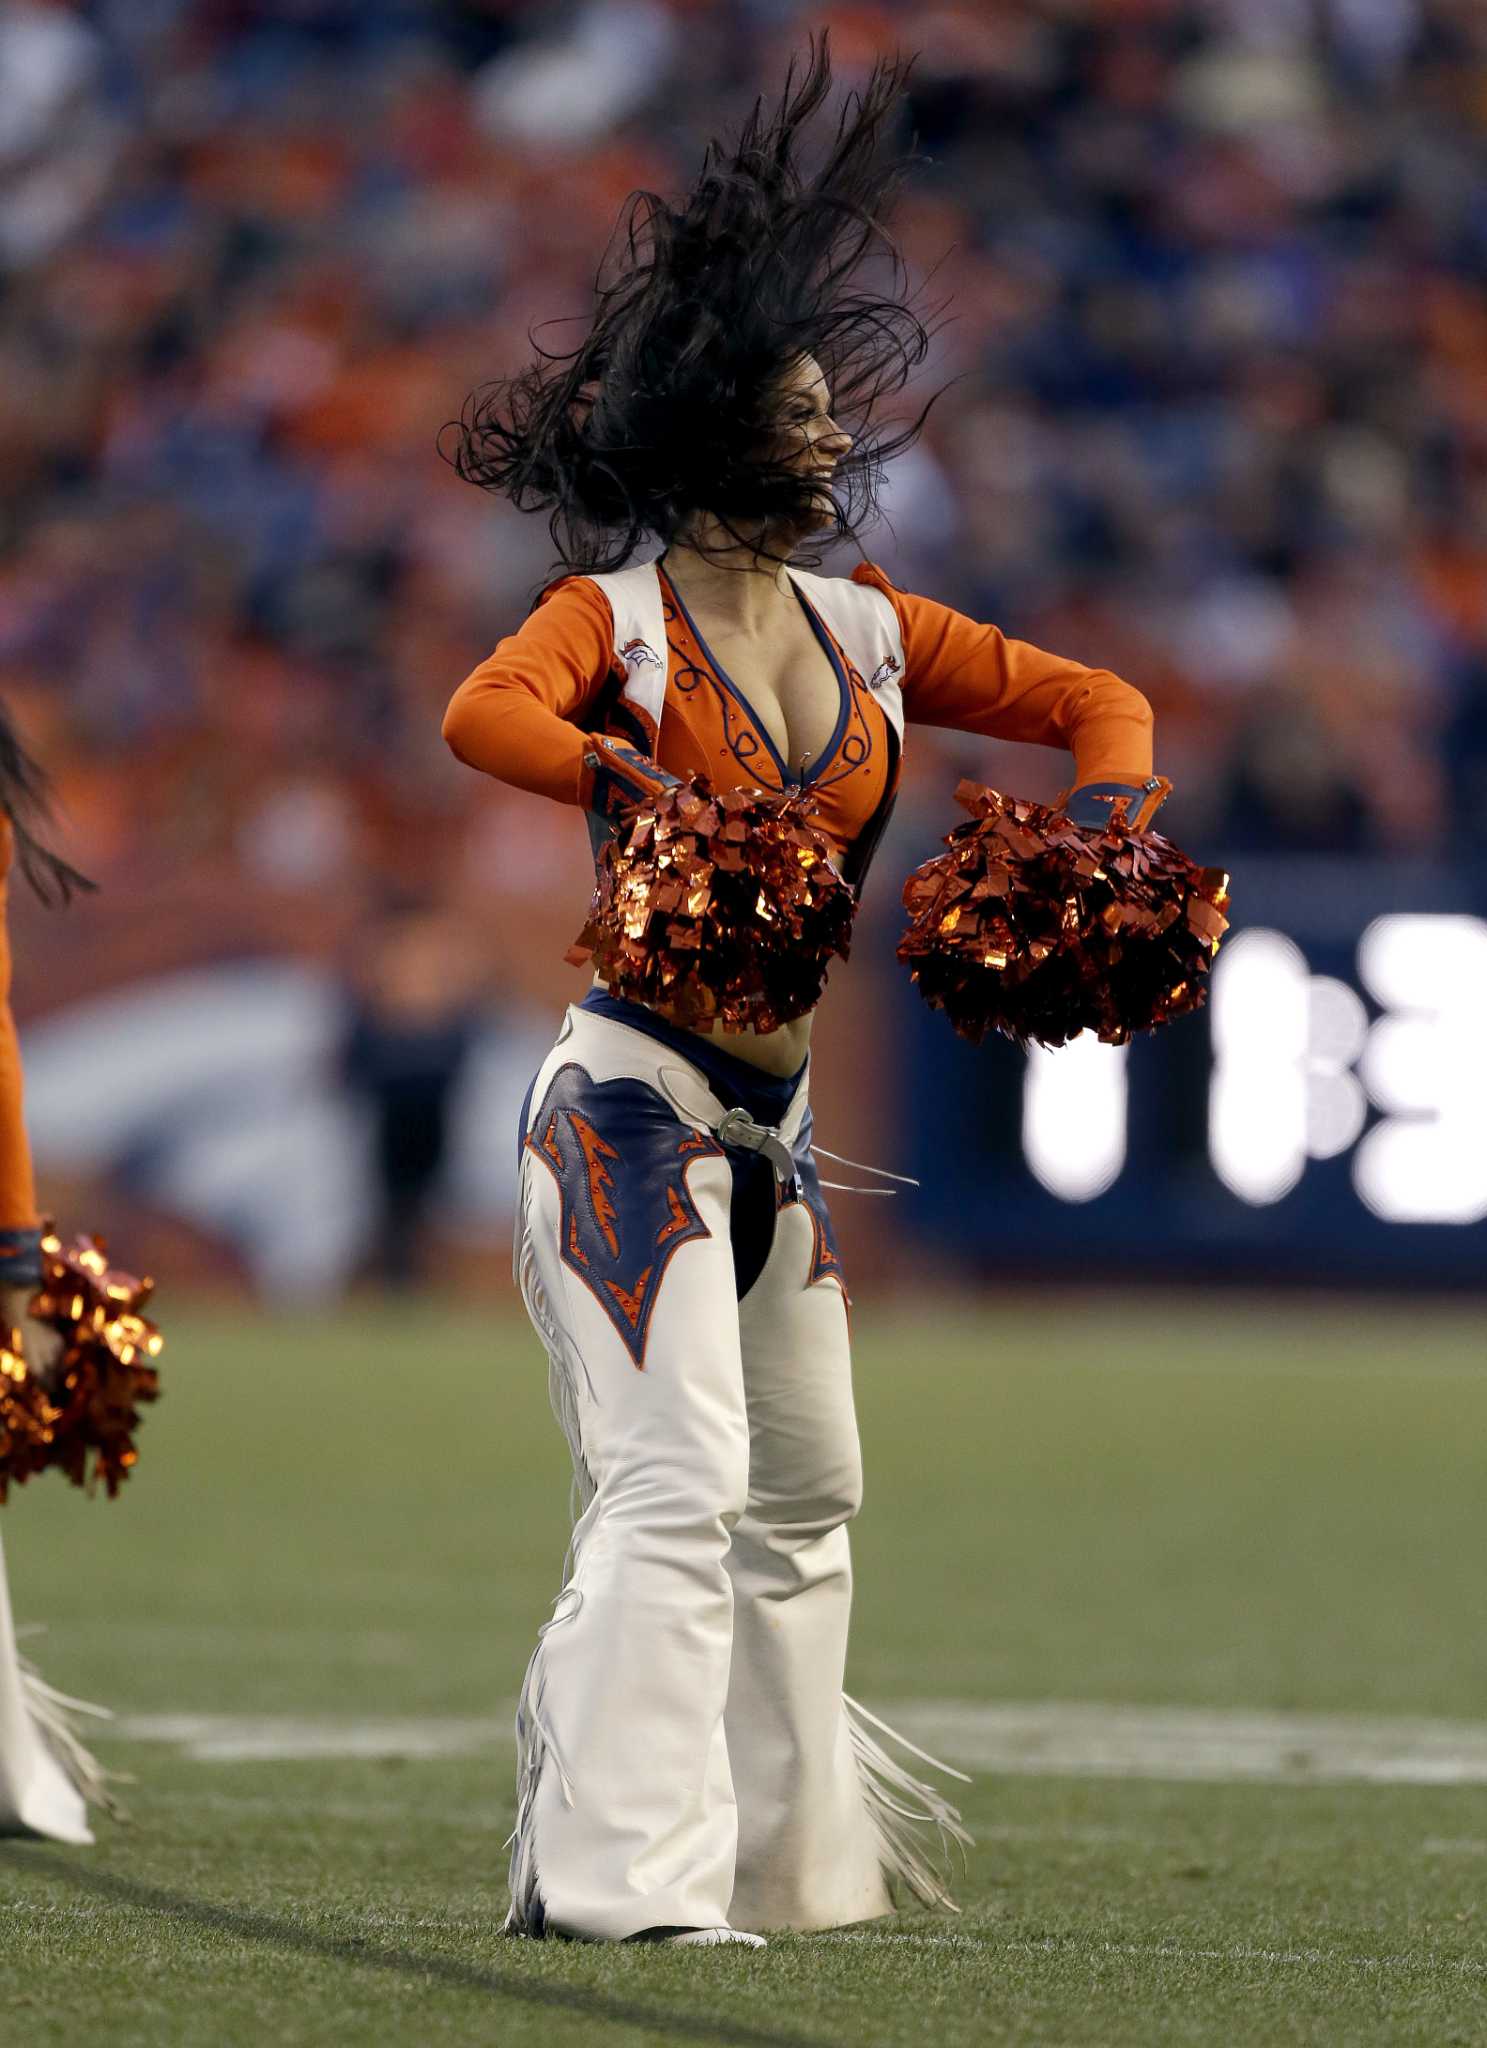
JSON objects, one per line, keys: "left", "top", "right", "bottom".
{"left": 443, "top": 42, "right": 1163, "bottom": 1944}
{"left": 0, "top": 705, "right": 105, "bottom": 1844}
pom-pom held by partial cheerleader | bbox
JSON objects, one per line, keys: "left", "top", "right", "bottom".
{"left": 0, "top": 1229, "right": 163, "bottom": 1502}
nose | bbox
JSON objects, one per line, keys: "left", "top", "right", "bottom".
{"left": 817, "top": 418, "right": 852, "bottom": 462}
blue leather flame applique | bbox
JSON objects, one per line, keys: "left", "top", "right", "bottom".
{"left": 525, "top": 1064, "right": 721, "bottom": 1367}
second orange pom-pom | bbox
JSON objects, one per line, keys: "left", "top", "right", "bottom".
{"left": 898, "top": 781, "right": 1230, "bottom": 1049}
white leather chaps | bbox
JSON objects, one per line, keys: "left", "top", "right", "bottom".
{"left": 506, "top": 996, "right": 966, "bottom": 1939}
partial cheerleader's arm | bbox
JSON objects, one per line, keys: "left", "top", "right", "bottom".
{"left": 0, "top": 829, "right": 43, "bottom": 1295}
{"left": 853, "top": 565, "right": 1158, "bottom": 807}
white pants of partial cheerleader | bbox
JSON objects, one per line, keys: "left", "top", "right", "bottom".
{"left": 508, "top": 1001, "right": 967, "bottom": 1940}
{"left": 0, "top": 1528, "right": 96, "bottom": 1844}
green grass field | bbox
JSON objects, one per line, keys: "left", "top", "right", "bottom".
{"left": 4, "top": 1294, "right": 1487, "bottom": 2047}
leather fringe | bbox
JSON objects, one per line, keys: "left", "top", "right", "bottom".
{"left": 18, "top": 1651, "right": 127, "bottom": 1820}
{"left": 844, "top": 1692, "right": 973, "bottom": 1911}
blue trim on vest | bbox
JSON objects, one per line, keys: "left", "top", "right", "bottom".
{"left": 790, "top": 585, "right": 854, "bottom": 783}
{"left": 657, "top": 564, "right": 852, "bottom": 789}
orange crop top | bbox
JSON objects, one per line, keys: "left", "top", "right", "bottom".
{"left": 444, "top": 560, "right": 1155, "bottom": 887}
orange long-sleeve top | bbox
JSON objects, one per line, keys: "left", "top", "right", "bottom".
{"left": 443, "top": 561, "right": 1155, "bottom": 874}
{"left": 0, "top": 819, "right": 40, "bottom": 1252}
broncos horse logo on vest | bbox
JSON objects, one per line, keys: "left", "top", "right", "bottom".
{"left": 524, "top": 1064, "right": 721, "bottom": 1367}
{"left": 619, "top": 636, "right": 664, "bottom": 672}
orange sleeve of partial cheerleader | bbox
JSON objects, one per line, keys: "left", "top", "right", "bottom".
{"left": 856, "top": 565, "right": 1155, "bottom": 790}
{"left": 0, "top": 822, "right": 40, "bottom": 1242}
{"left": 442, "top": 577, "right": 620, "bottom": 804}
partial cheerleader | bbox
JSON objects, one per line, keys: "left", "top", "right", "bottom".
{"left": 0, "top": 702, "right": 111, "bottom": 1843}
{"left": 443, "top": 41, "right": 1172, "bottom": 1944}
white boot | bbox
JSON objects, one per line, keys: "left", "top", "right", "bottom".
{"left": 653, "top": 1928, "right": 767, "bottom": 1949}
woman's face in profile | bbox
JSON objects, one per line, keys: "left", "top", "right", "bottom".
{"left": 771, "top": 354, "right": 852, "bottom": 532}
{"left": 677, "top": 354, "right": 852, "bottom": 557}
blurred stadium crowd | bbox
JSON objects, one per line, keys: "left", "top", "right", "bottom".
{"left": 5, "top": 0, "right": 1487, "bottom": 921}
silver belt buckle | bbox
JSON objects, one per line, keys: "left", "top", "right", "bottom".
{"left": 715, "top": 1107, "right": 795, "bottom": 1183}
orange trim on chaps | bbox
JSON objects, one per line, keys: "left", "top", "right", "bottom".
{"left": 604, "top": 1266, "right": 653, "bottom": 1337}
{"left": 567, "top": 1109, "right": 621, "bottom": 1261}
{"left": 657, "top": 1184, "right": 696, "bottom": 1248}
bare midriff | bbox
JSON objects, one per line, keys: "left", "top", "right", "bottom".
{"left": 686, "top": 1003, "right": 816, "bottom": 1076}
{"left": 593, "top": 976, "right": 817, "bottom": 1076}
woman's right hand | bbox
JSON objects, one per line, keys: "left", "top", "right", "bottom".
{"left": 1, "top": 1284, "right": 64, "bottom": 1397}
{"left": 580, "top": 735, "right": 684, "bottom": 854}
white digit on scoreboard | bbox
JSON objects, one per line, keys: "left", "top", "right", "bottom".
{"left": 1207, "top": 915, "right": 1487, "bottom": 1222}
{"left": 1023, "top": 1032, "right": 1128, "bottom": 1202}
{"left": 1207, "top": 928, "right": 1369, "bottom": 1205}
{"left": 1022, "top": 914, "right": 1487, "bottom": 1219}
{"left": 1353, "top": 915, "right": 1487, "bottom": 1224}
{"left": 1208, "top": 929, "right": 1311, "bottom": 1204}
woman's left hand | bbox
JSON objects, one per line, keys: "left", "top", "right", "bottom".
{"left": 1063, "top": 778, "right": 1170, "bottom": 832}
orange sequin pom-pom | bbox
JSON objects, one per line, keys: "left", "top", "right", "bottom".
{"left": 898, "top": 782, "right": 1230, "bottom": 1049}
{"left": 0, "top": 1229, "right": 163, "bottom": 1503}
{"left": 567, "top": 779, "right": 857, "bottom": 1034}
{"left": 0, "top": 1350, "right": 60, "bottom": 1501}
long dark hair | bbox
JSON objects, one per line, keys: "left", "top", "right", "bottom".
{"left": 446, "top": 36, "right": 936, "bottom": 571}
{"left": 0, "top": 706, "right": 94, "bottom": 907}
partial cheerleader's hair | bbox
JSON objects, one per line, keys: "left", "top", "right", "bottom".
{"left": 445, "top": 33, "right": 939, "bottom": 571}
{"left": 0, "top": 706, "right": 94, "bottom": 908}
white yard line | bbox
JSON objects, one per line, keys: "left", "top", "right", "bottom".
{"left": 888, "top": 1700, "right": 1487, "bottom": 1786}
{"left": 112, "top": 1713, "right": 503, "bottom": 1762}
{"left": 142, "top": 1786, "right": 509, "bottom": 1829}
{"left": 105, "top": 1700, "right": 1487, "bottom": 1786}
{"left": 52, "top": 1622, "right": 429, "bottom": 1662}
{"left": 819, "top": 1932, "right": 1487, "bottom": 1977}
{"left": 1060, "top": 1353, "right": 1487, "bottom": 1388}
